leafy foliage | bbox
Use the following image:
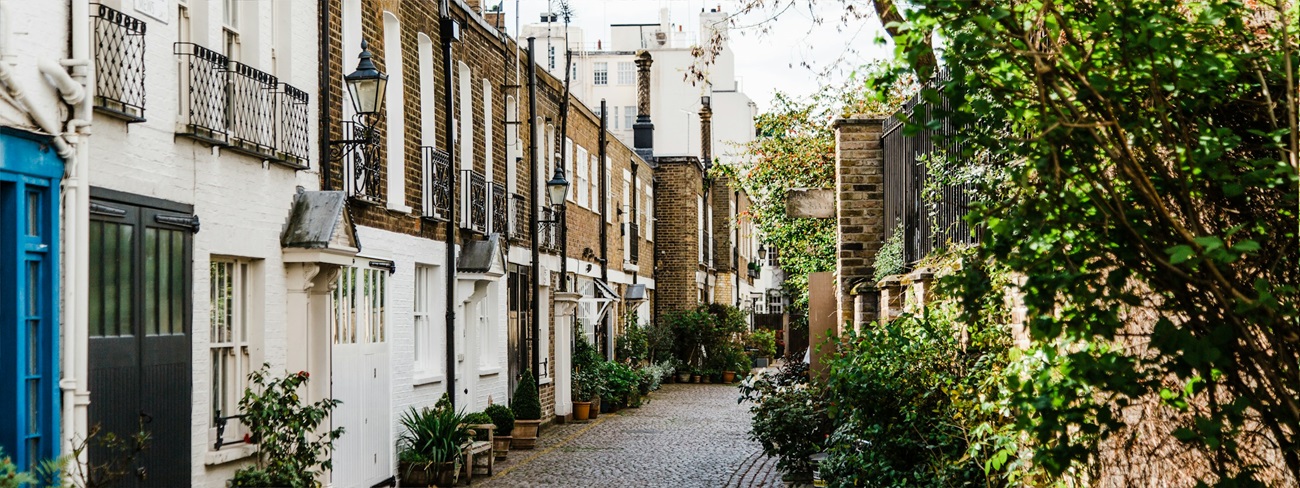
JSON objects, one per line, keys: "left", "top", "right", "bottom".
{"left": 739, "top": 358, "right": 831, "bottom": 475}
{"left": 231, "top": 366, "right": 343, "bottom": 488}
{"left": 877, "top": 0, "right": 1300, "bottom": 482}
{"left": 511, "top": 370, "right": 542, "bottom": 421}
{"left": 871, "top": 220, "right": 906, "bottom": 282}
{"left": 397, "top": 398, "right": 471, "bottom": 469}
{"left": 614, "top": 320, "right": 650, "bottom": 365}
{"left": 483, "top": 404, "right": 515, "bottom": 436}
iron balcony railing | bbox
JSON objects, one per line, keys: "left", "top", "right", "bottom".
{"left": 341, "top": 121, "right": 382, "bottom": 203}
{"left": 509, "top": 194, "right": 529, "bottom": 241}
{"left": 274, "top": 83, "right": 310, "bottom": 167}
{"left": 422, "top": 147, "right": 452, "bottom": 220}
{"left": 627, "top": 222, "right": 639, "bottom": 264}
{"left": 226, "top": 60, "right": 278, "bottom": 159}
{"left": 461, "top": 169, "right": 487, "bottom": 234}
{"left": 539, "top": 206, "right": 560, "bottom": 253}
{"left": 490, "top": 182, "right": 508, "bottom": 236}
{"left": 92, "top": 3, "right": 146, "bottom": 122}
{"left": 174, "top": 42, "right": 228, "bottom": 145}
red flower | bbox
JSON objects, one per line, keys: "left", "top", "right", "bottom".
{"left": 298, "top": 371, "right": 310, "bottom": 379}
{"left": 243, "top": 433, "right": 252, "bottom": 443}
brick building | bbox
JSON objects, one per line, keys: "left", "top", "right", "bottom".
{"left": 321, "top": 0, "right": 653, "bottom": 485}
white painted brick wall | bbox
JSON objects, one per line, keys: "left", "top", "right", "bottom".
{"left": 57, "top": 0, "right": 322, "bottom": 485}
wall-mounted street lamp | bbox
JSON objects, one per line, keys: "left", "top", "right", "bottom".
{"left": 332, "top": 40, "right": 389, "bottom": 201}
{"left": 546, "top": 164, "right": 571, "bottom": 207}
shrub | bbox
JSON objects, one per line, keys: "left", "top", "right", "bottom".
{"left": 511, "top": 370, "right": 542, "bottom": 421}
{"left": 747, "top": 329, "right": 777, "bottom": 358}
{"left": 739, "top": 361, "right": 832, "bottom": 476}
{"left": 615, "top": 321, "right": 649, "bottom": 365}
{"left": 396, "top": 401, "right": 471, "bottom": 471}
{"left": 483, "top": 404, "right": 514, "bottom": 436}
{"left": 571, "top": 368, "right": 597, "bottom": 402}
{"left": 231, "top": 366, "right": 343, "bottom": 488}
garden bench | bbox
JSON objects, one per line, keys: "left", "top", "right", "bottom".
{"left": 460, "top": 423, "right": 495, "bottom": 484}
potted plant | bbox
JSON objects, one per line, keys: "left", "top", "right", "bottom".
{"left": 510, "top": 369, "right": 543, "bottom": 449}
{"left": 571, "top": 369, "right": 595, "bottom": 421}
{"left": 229, "top": 367, "right": 343, "bottom": 488}
{"left": 484, "top": 404, "right": 514, "bottom": 459}
{"left": 396, "top": 396, "right": 471, "bottom": 487}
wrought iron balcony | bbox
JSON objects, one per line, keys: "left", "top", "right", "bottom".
{"left": 338, "top": 121, "right": 382, "bottom": 203}
{"left": 274, "top": 83, "right": 310, "bottom": 168}
{"left": 174, "top": 42, "right": 228, "bottom": 145}
{"left": 461, "top": 169, "right": 487, "bottom": 234}
{"left": 92, "top": 4, "right": 146, "bottom": 122}
{"left": 539, "top": 206, "right": 560, "bottom": 253}
{"left": 510, "top": 193, "right": 529, "bottom": 241}
{"left": 490, "top": 182, "right": 507, "bottom": 236}
{"left": 226, "top": 61, "right": 278, "bottom": 160}
{"left": 422, "top": 147, "right": 452, "bottom": 220}
{"left": 627, "top": 222, "right": 639, "bottom": 264}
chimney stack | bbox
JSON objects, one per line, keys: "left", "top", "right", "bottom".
{"left": 634, "top": 50, "right": 655, "bottom": 161}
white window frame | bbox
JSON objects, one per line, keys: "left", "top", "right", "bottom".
{"left": 413, "top": 265, "right": 442, "bottom": 381}
{"left": 698, "top": 195, "right": 705, "bottom": 264}
{"left": 593, "top": 62, "right": 608, "bottom": 85}
{"left": 589, "top": 154, "right": 599, "bottom": 213}
{"left": 624, "top": 106, "right": 635, "bottom": 130}
{"left": 384, "top": 12, "right": 409, "bottom": 212}
{"left": 645, "top": 183, "right": 653, "bottom": 241}
{"left": 611, "top": 106, "right": 619, "bottom": 130}
{"left": 605, "top": 157, "right": 614, "bottom": 224}
{"left": 222, "top": 0, "right": 241, "bottom": 61}
{"left": 576, "top": 145, "right": 589, "bottom": 208}
{"left": 333, "top": 265, "right": 388, "bottom": 346}
{"left": 617, "top": 61, "right": 634, "bottom": 85}
{"left": 209, "top": 258, "right": 256, "bottom": 451}
{"left": 622, "top": 171, "right": 632, "bottom": 263}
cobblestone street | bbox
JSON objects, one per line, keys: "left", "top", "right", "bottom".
{"left": 481, "top": 383, "right": 781, "bottom": 488}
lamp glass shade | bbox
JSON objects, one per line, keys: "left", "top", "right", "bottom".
{"left": 344, "top": 40, "right": 389, "bottom": 116}
{"left": 347, "top": 76, "right": 388, "bottom": 115}
{"left": 547, "top": 173, "right": 570, "bottom": 206}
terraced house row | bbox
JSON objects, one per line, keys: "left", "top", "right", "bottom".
{"left": 0, "top": 0, "right": 768, "bottom": 486}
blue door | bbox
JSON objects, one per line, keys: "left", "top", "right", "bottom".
{"left": 0, "top": 129, "right": 63, "bottom": 470}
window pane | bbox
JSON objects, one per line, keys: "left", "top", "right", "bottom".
{"left": 27, "top": 379, "right": 40, "bottom": 433}
{"left": 27, "top": 261, "right": 38, "bottom": 316}
{"left": 171, "top": 231, "right": 184, "bottom": 335}
{"left": 27, "top": 319, "right": 39, "bottom": 376}
{"left": 26, "top": 190, "right": 39, "bottom": 237}
{"left": 145, "top": 229, "right": 159, "bottom": 335}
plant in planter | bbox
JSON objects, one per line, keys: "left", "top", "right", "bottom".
{"left": 571, "top": 368, "right": 596, "bottom": 421}
{"left": 510, "top": 370, "right": 543, "bottom": 449}
{"left": 484, "top": 404, "right": 514, "bottom": 459}
{"left": 230, "top": 366, "right": 344, "bottom": 488}
{"left": 396, "top": 397, "right": 471, "bottom": 487}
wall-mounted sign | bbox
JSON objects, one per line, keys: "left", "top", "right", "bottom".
{"left": 786, "top": 188, "right": 835, "bottom": 219}
{"left": 135, "top": 0, "right": 170, "bottom": 24}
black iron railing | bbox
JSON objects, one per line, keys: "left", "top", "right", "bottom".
{"left": 226, "top": 61, "right": 278, "bottom": 159}
{"left": 92, "top": 4, "right": 146, "bottom": 122}
{"left": 274, "top": 83, "right": 310, "bottom": 167}
{"left": 490, "top": 182, "right": 508, "bottom": 236}
{"left": 462, "top": 170, "right": 487, "bottom": 234}
{"left": 881, "top": 68, "right": 977, "bottom": 265}
{"left": 340, "top": 121, "right": 382, "bottom": 203}
{"left": 627, "top": 222, "right": 639, "bottom": 264}
{"left": 510, "top": 194, "right": 529, "bottom": 241}
{"left": 174, "top": 43, "right": 228, "bottom": 145}
{"left": 422, "top": 147, "right": 451, "bottom": 220}
{"left": 213, "top": 411, "right": 247, "bottom": 450}
{"left": 539, "top": 206, "right": 560, "bottom": 252}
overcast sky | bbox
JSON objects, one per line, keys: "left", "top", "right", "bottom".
{"left": 502, "top": 0, "right": 894, "bottom": 113}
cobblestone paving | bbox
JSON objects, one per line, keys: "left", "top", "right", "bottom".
{"left": 480, "top": 382, "right": 782, "bottom": 488}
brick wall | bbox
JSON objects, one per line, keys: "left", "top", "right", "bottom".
{"left": 833, "top": 116, "right": 887, "bottom": 328}
{"left": 654, "top": 156, "right": 706, "bottom": 315}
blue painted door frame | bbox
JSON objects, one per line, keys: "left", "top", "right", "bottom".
{"left": 0, "top": 128, "right": 64, "bottom": 469}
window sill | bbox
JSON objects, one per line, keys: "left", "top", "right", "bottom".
{"left": 477, "top": 367, "right": 501, "bottom": 377}
{"left": 413, "top": 374, "right": 444, "bottom": 386}
{"left": 205, "top": 444, "right": 258, "bottom": 466}
{"left": 539, "top": 377, "right": 553, "bottom": 386}
{"left": 388, "top": 202, "right": 414, "bottom": 214}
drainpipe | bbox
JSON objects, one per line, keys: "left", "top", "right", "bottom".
{"left": 319, "top": 0, "right": 332, "bottom": 190}
{"left": 527, "top": 37, "right": 540, "bottom": 387}
{"left": 64, "top": 0, "right": 92, "bottom": 466}
{"left": 558, "top": 48, "right": 571, "bottom": 295}
{"left": 630, "top": 160, "right": 637, "bottom": 285}
{"left": 441, "top": 0, "right": 459, "bottom": 407}
{"left": 598, "top": 99, "right": 607, "bottom": 284}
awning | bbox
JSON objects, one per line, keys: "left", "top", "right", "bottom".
{"left": 584, "top": 279, "right": 620, "bottom": 322}
{"left": 457, "top": 234, "right": 506, "bottom": 278}
{"left": 624, "top": 284, "right": 647, "bottom": 303}
{"left": 281, "top": 189, "right": 359, "bottom": 265}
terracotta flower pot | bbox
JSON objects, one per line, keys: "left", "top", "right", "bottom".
{"left": 692, "top": 374, "right": 702, "bottom": 383}
{"left": 573, "top": 401, "right": 592, "bottom": 421}
{"left": 723, "top": 370, "right": 736, "bottom": 383}
{"left": 677, "top": 372, "right": 691, "bottom": 383}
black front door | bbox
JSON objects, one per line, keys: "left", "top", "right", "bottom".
{"left": 507, "top": 266, "right": 531, "bottom": 398}
{"left": 88, "top": 194, "right": 193, "bottom": 487}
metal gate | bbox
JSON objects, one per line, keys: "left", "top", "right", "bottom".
{"left": 88, "top": 193, "right": 195, "bottom": 487}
